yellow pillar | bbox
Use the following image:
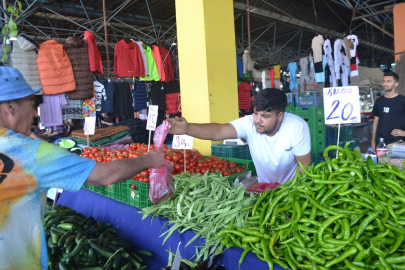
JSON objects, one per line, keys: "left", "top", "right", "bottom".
{"left": 175, "top": 0, "right": 239, "bottom": 156}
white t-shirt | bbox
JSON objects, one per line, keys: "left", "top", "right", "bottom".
{"left": 230, "top": 113, "right": 311, "bottom": 184}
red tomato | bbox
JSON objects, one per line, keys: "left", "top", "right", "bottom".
{"left": 88, "top": 153, "right": 95, "bottom": 158}
{"left": 165, "top": 155, "right": 173, "bottom": 161}
{"left": 107, "top": 157, "right": 112, "bottom": 162}
{"left": 117, "top": 155, "right": 125, "bottom": 160}
{"left": 149, "top": 145, "right": 155, "bottom": 150}
{"left": 209, "top": 168, "right": 215, "bottom": 173}
{"left": 236, "top": 168, "right": 242, "bottom": 173}
{"left": 179, "top": 158, "right": 184, "bottom": 164}
{"left": 143, "top": 177, "right": 149, "bottom": 183}
{"left": 96, "top": 157, "right": 103, "bottom": 162}
{"left": 141, "top": 170, "right": 149, "bottom": 177}
{"left": 172, "top": 154, "right": 180, "bottom": 162}
{"left": 197, "top": 162, "right": 203, "bottom": 168}
{"left": 195, "top": 168, "right": 201, "bottom": 173}
{"left": 174, "top": 164, "right": 182, "bottom": 171}
{"left": 201, "top": 168, "right": 207, "bottom": 174}
{"left": 130, "top": 184, "right": 136, "bottom": 189}
{"left": 91, "top": 148, "right": 99, "bottom": 153}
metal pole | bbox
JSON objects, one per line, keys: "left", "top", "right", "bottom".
{"left": 241, "top": 12, "right": 244, "bottom": 50}
{"left": 102, "top": 0, "right": 110, "bottom": 76}
{"left": 41, "top": 6, "right": 61, "bottom": 42}
{"left": 145, "top": 0, "right": 158, "bottom": 40}
{"left": 247, "top": 0, "right": 251, "bottom": 52}
{"left": 298, "top": 30, "right": 303, "bottom": 58}
{"left": 2, "top": 0, "right": 7, "bottom": 22}
{"left": 96, "top": 0, "right": 131, "bottom": 32}
{"left": 273, "top": 23, "right": 276, "bottom": 55}
{"left": 80, "top": 0, "right": 94, "bottom": 31}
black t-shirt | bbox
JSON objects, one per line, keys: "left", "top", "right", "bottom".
{"left": 372, "top": 94, "right": 405, "bottom": 145}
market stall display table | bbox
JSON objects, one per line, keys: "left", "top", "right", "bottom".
{"left": 57, "top": 188, "right": 286, "bottom": 270}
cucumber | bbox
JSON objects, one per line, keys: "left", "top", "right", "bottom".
{"left": 45, "top": 216, "right": 62, "bottom": 229}
{"left": 50, "top": 231, "right": 59, "bottom": 244}
{"left": 47, "top": 236, "right": 56, "bottom": 249}
{"left": 59, "top": 261, "right": 69, "bottom": 270}
{"left": 65, "top": 256, "right": 75, "bottom": 266}
{"left": 111, "top": 240, "right": 133, "bottom": 249}
{"left": 121, "top": 252, "right": 130, "bottom": 259}
{"left": 102, "top": 237, "right": 110, "bottom": 248}
{"left": 75, "top": 233, "right": 83, "bottom": 244}
{"left": 97, "top": 233, "right": 105, "bottom": 245}
{"left": 129, "top": 255, "right": 142, "bottom": 269}
{"left": 131, "top": 252, "right": 143, "bottom": 263}
{"left": 106, "top": 228, "right": 118, "bottom": 234}
{"left": 136, "top": 250, "right": 154, "bottom": 257}
{"left": 97, "top": 221, "right": 104, "bottom": 233}
{"left": 65, "top": 236, "right": 87, "bottom": 259}
{"left": 64, "top": 235, "right": 76, "bottom": 248}
{"left": 58, "top": 223, "right": 75, "bottom": 230}
{"left": 113, "top": 253, "right": 122, "bottom": 270}
{"left": 66, "top": 242, "right": 75, "bottom": 254}
{"left": 88, "top": 240, "right": 114, "bottom": 258}
{"left": 88, "top": 248, "right": 97, "bottom": 267}
{"left": 51, "top": 226, "right": 67, "bottom": 234}
{"left": 120, "top": 263, "right": 131, "bottom": 270}
{"left": 58, "top": 231, "right": 73, "bottom": 247}
{"left": 103, "top": 222, "right": 112, "bottom": 229}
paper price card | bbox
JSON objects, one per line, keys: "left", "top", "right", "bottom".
{"left": 323, "top": 86, "right": 361, "bottom": 125}
{"left": 146, "top": 105, "right": 159, "bottom": 131}
{"left": 172, "top": 135, "right": 193, "bottom": 150}
{"left": 84, "top": 117, "right": 96, "bottom": 135}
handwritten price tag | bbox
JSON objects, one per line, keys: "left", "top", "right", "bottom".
{"left": 323, "top": 86, "right": 361, "bottom": 125}
{"left": 172, "top": 135, "right": 193, "bottom": 150}
{"left": 146, "top": 105, "right": 159, "bottom": 131}
{"left": 84, "top": 117, "right": 96, "bottom": 135}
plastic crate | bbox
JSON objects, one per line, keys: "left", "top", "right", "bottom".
{"left": 325, "top": 125, "right": 354, "bottom": 146}
{"left": 286, "top": 106, "right": 324, "bottom": 120}
{"left": 311, "top": 139, "right": 326, "bottom": 153}
{"left": 121, "top": 180, "right": 152, "bottom": 209}
{"left": 327, "top": 140, "right": 360, "bottom": 158}
{"left": 94, "top": 186, "right": 106, "bottom": 196}
{"left": 204, "top": 157, "right": 256, "bottom": 186}
{"left": 105, "top": 183, "right": 122, "bottom": 201}
{"left": 211, "top": 144, "right": 252, "bottom": 160}
{"left": 82, "top": 185, "right": 95, "bottom": 192}
{"left": 296, "top": 91, "right": 324, "bottom": 109}
{"left": 310, "top": 128, "right": 326, "bottom": 142}
{"left": 311, "top": 151, "right": 325, "bottom": 165}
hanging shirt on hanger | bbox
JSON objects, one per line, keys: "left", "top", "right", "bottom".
{"left": 113, "top": 81, "right": 134, "bottom": 117}
{"left": 159, "top": 46, "right": 174, "bottom": 82}
{"left": 334, "top": 39, "right": 342, "bottom": 81}
{"left": 63, "top": 94, "right": 83, "bottom": 121}
{"left": 311, "top": 35, "right": 324, "bottom": 63}
{"left": 140, "top": 44, "right": 160, "bottom": 81}
{"left": 299, "top": 57, "right": 311, "bottom": 91}
{"left": 40, "top": 94, "right": 67, "bottom": 127}
{"left": 309, "top": 55, "right": 316, "bottom": 83}
{"left": 152, "top": 45, "right": 166, "bottom": 82}
{"left": 287, "top": 62, "right": 298, "bottom": 91}
{"left": 101, "top": 80, "right": 115, "bottom": 114}
{"left": 93, "top": 81, "right": 107, "bottom": 112}
{"left": 114, "top": 39, "right": 145, "bottom": 78}
{"left": 269, "top": 69, "right": 276, "bottom": 88}
{"left": 347, "top": 34, "right": 360, "bottom": 77}
{"left": 134, "top": 41, "right": 149, "bottom": 76}
{"left": 82, "top": 86, "right": 96, "bottom": 118}
{"left": 341, "top": 40, "right": 350, "bottom": 86}
{"left": 323, "top": 39, "right": 337, "bottom": 87}
{"left": 274, "top": 65, "right": 281, "bottom": 80}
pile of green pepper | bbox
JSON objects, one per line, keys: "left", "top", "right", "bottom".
{"left": 219, "top": 143, "right": 405, "bottom": 270}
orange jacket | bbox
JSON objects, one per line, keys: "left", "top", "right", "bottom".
{"left": 37, "top": 40, "right": 76, "bottom": 95}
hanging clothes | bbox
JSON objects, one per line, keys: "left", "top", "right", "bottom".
{"left": 82, "top": 86, "right": 96, "bottom": 118}
{"left": 37, "top": 40, "right": 76, "bottom": 95}
{"left": 341, "top": 40, "right": 350, "bottom": 86}
{"left": 64, "top": 37, "right": 94, "bottom": 100}
{"left": 159, "top": 46, "right": 174, "bottom": 82}
{"left": 238, "top": 82, "right": 252, "bottom": 111}
{"left": 133, "top": 80, "right": 148, "bottom": 111}
{"left": 150, "top": 82, "right": 167, "bottom": 111}
{"left": 171, "top": 46, "right": 179, "bottom": 79}
{"left": 343, "top": 37, "right": 352, "bottom": 60}
{"left": 312, "top": 35, "right": 325, "bottom": 83}
{"left": 236, "top": 54, "right": 244, "bottom": 79}
{"left": 113, "top": 81, "right": 134, "bottom": 117}
{"left": 309, "top": 55, "right": 316, "bottom": 83}
{"left": 262, "top": 71, "right": 266, "bottom": 89}
{"left": 40, "top": 94, "right": 67, "bottom": 127}
{"left": 316, "top": 55, "right": 325, "bottom": 83}
{"left": 323, "top": 39, "right": 337, "bottom": 87}
{"left": 164, "top": 81, "right": 181, "bottom": 115}
{"left": 114, "top": 39, "right": 145, "bottom": 78}
{"left": 274, "top": 65, "right": 281, "bottom": 80}
{"left": 84, "top": 31, "right": 103, "bottom": 74}
{"left": 93, "top": 81, "right": 107, "bottom": 112}
{"left": 347, "top": 34, "right": 360, "bottom": 77}
{"left": 140, "top": 44, "right": 160, "bottom": 81}
{"left": 101, "top": 80, "right": 115, "bottom": 113}
{"left": 269, "top": 69, "right": 276, "bottom": 88}
{"left": 334, "top": 39, "right": 342, "bottom": 81}
{"left": 243, "top": 50, "right": 254, "bottom": 74}
{"left": 134, "top": 41, "right": 149, "bottom": 76}
{"left": 287, "top": 62, "right": 298, "bottom": 91}
{"left": 299, "top": 57, "right": 311, "bottom": 91}
{"left": 10, "top": 34, "right": 42, "bottom": 94}
{"left": 63, "top": 94, "right": 83, "bottom": 121}
{"left": 152, "top": 45, "right": 166, "bottom": 82}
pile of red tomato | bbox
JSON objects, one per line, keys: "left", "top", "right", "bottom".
{"left": 80, "top": 143, "right": 247, "bottom": 184}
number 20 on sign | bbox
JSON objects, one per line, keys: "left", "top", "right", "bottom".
{"left": 322, "top": 86, "right": 361, "bottom": 125}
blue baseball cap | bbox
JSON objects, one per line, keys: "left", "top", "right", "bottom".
{"left": 0, "top": 66, "right": 42, "bottom": 102}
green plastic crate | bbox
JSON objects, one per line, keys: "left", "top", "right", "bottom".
{"left": 311, "top": 139, "right": 326, "bottom": 153}
{"left": 325, "top": 125, "right": 353, "bottom": 145}
{"left": 310, "top": 128, "right": 326, "bottom": 142}
{"left": 286, "top": 106, "right": 324, "bottom": 120}
{"left": 121, "top": 180, "right": 152, "bottom": 209}
{"left": 94, "top": 186, "right": 106, "bottom": 196}
{"left": 106, "top": 183, "right": 122, "bottom": 201}
{"left": 311, "top": 151, "right": 325, "bottom": 165}
{"left": 211, "top": 144, "right": 252, "bottom": 160}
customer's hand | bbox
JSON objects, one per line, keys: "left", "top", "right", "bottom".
{"left": 391, "top": 129, "right": 405, "bottom": 137}
{"left": 167, "top": 117, "right": 189, "bottom": 135}
{"left": 144, "top": 148, "right": 165, "bottom": 168}
{"left": 371, "top": 140, "right": 376, "bottom": 152}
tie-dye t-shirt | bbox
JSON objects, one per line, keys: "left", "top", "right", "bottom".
{"left": 0, "top": 127, "right": 96, "bottom": 270}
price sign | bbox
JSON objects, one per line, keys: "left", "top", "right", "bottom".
{"left": 146, "top": 105, "right": 158, "bottom": 131}
{"left": 84, "top": 117, "right": 96, "bottom": 135}
{"left": 172, "top": 135, "right": 193, "bottom": 149}
{"left": 323, "top": 86, "right": 361, "bottom": 125}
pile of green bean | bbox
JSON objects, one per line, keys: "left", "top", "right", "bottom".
{"left": 141, "top": 172, "right": 258, "bottom": 261}
{"left": 219, "top": 144, "right": 405, "bottom": 270}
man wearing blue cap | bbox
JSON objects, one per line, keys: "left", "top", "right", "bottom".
{"left": 0, "top": 66, "right": 165, "bottom": 269}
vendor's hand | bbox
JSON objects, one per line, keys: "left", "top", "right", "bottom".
{"left": 168, "top": 117, "right": 189, "bottom": 135}
{"left": 391, "top": 129, "right": 405, "bottom": 137}
{"left": 144, "top": 148, "right": 165, "bottom": 168}
{"left": 371, "top": 141, "right": 376, "bottom": 152}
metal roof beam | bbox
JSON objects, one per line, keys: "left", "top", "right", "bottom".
{"left": 352, "top": 8, "right": 393, "bottom": 20}
{"left": 234, "top": 2, "right": 394, "bottom": 54}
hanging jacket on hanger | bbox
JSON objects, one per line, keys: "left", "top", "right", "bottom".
{"left": 133, "top": 80, "right": 148, "bottom": 111}
{"left": 64, "top": 37, "right": 94, "bottom": 100}
{"left": 152, "top": 45, "right": 166, "bottom": 82}
{"left": 159, "top": 46, "right": 174, "bottom": 82}
{"left": 37, "top": 40, "right": 76, "bottom": 95}
{"left": 134, "top": 41, "right": 149, "bottom": 76}
{"left": 114, "top": 39, "right": 145, "bottom": 78}
{"left": 238, "top": 82, "right": 252, "bottom": 111}
{"left": 140, "top": 44, "right": 160, "bottom": 81}
{"left": 323, "top": 39, "right": 337, "bottom": 87}
{"left": 84, "top": 31, "right": 103, "bottom": 74}
{"left": 10, "top": 34, "right": 42, "bottom": 94}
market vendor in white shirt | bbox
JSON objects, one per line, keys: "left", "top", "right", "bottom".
{"left": 168, "top": 88, "right": 311, "bottom": 183}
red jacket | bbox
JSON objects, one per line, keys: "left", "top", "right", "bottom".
{"left": 238, "top": 82, "right": 252, "bottom": 110}
{"left": 114, "top": 39, "right": 145, "bottom": 77}
{"left": 159, "top": 46, "right": 174, "bottom": 82}
{"left": 84, "top": 31, "right": 103, "bottom": 74}
{"left": 152, "top": 45, "right": 165, "bottom": 81}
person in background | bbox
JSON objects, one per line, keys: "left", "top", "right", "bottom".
{"left": 100, "top": 112, "right": 116, "bottom": 127}
{"left": 66, "top": 119, "right": 83, "bottom": 136}
{"left": 169, "top": 88, "right": 311, "bottom": 184}
{"left": 0, "top": 66, "right": 165, "bottom": 270}
{"left": 372, "top": 71, "right": 405, "bottom": 151}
